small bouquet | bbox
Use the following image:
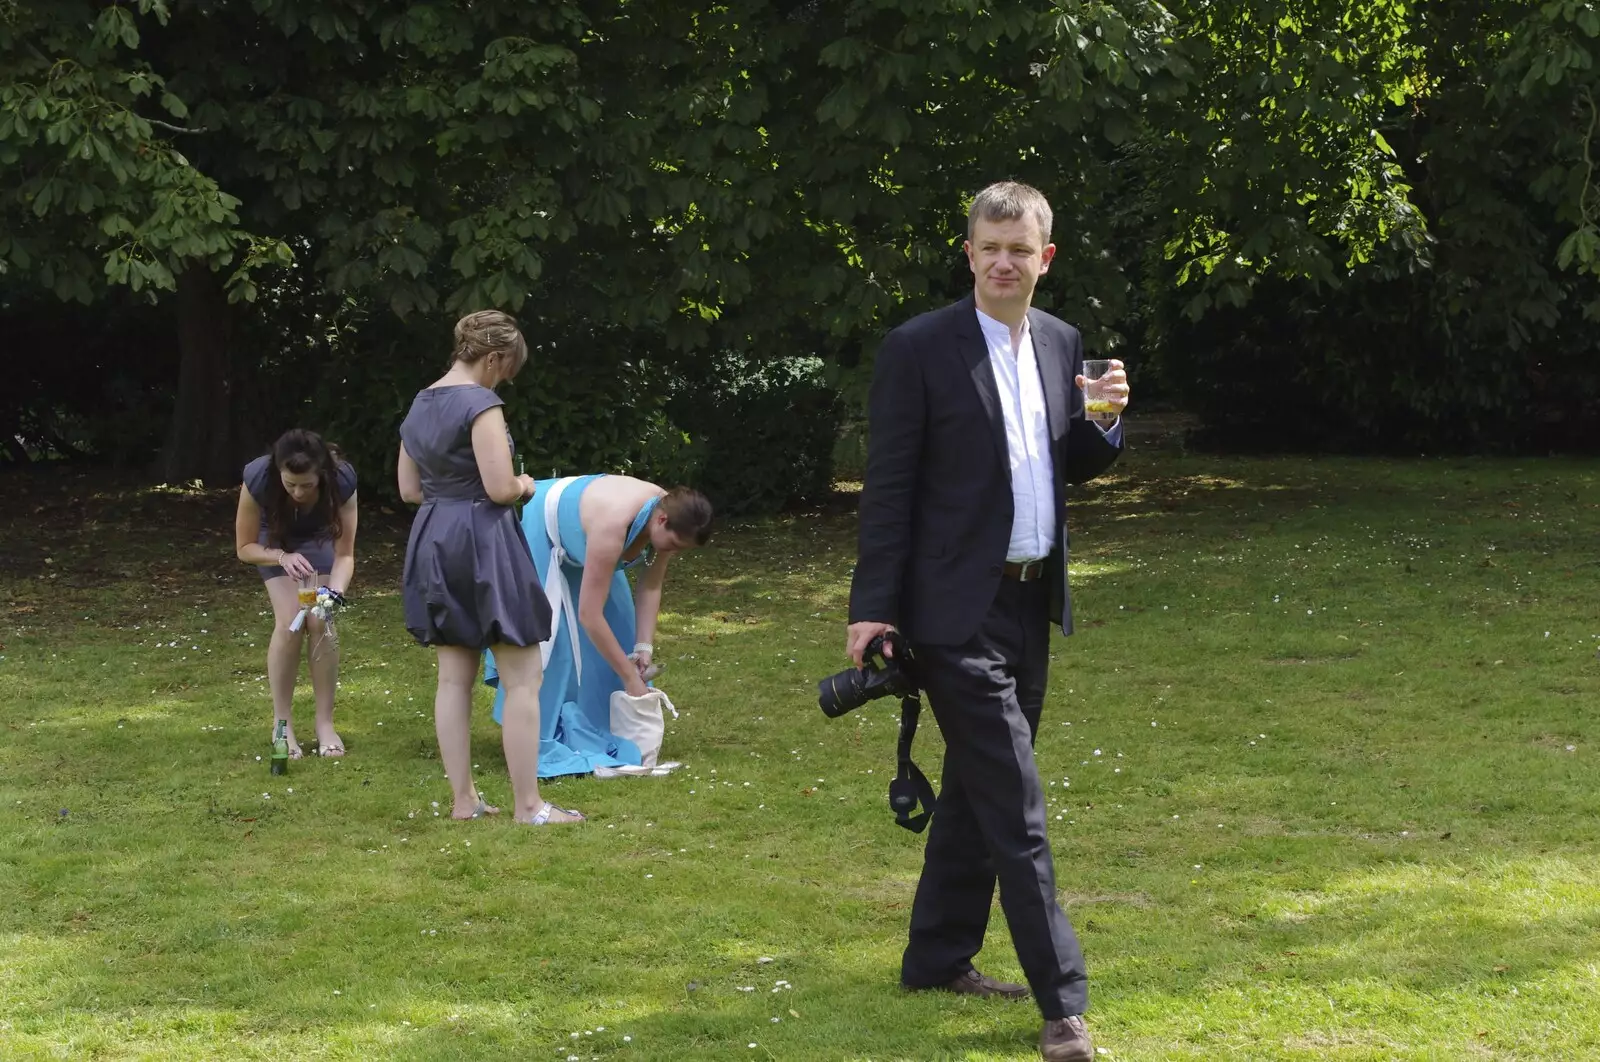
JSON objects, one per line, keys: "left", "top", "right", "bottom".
{"left": 309, "top": 586, "right": 348, "bottom": 623}
{"left": 289, "top": 586, "right": 350, "bottom": 661}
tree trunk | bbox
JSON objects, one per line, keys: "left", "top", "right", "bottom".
{"left": 154, "top": 263, "right": 239, "bottom": 486}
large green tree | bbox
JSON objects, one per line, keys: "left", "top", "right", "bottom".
{"left": 11, "top": 0, "right": 1587, "bottom": 491}
{"left": 4, "top": 0, "right": 1204, "bottom": 484}
{"left": 1143, "top": 0, "right": 1600, "bottom": 450}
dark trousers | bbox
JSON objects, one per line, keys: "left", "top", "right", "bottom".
{"left": 899, "top": 577, "right": 1088, "bottom": 1019}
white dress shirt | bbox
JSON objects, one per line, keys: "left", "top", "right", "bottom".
{"left": 977, "top": 308, "right": 1056, "bottom": 562}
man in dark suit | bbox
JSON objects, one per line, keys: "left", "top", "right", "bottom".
{"left": 847, "top": 181, "right": 1129, "bottom": 1062}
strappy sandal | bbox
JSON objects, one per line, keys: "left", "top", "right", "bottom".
{"left": 525, "top": 802, "right": 585, "bottom": 825}
{"left": 315, "top": 743, "right": 345, "bottom": 758}
{"left": 458, "top": 793, "right": 499, "bottom": 820}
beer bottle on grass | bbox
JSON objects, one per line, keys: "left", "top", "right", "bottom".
{"left": 271, "top": 719, "right": 289, "bottom": 776}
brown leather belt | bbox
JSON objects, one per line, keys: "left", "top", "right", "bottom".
{"left": 1003, "top": 559, "right": 1046, "bottom": 582}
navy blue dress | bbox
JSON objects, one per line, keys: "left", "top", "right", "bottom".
{"left": 244, "top": 455, "right": 357, "bottom": 580}
{"left": 398, "top": 384, "right": 553, "bottom": 650}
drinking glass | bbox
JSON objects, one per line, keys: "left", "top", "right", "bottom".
{"left": 1082, "top": 359, "right": 1117, "bottom": 417}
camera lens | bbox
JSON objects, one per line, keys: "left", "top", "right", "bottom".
{"left": 817, "top": 669, "right": 864, "bottom": 718}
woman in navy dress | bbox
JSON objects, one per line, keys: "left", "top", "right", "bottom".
{"left": 397, "top": 310, "right": 581, "bottom": 826}
{"left": 233, "top": 429, "right": 359, "bottom": 759}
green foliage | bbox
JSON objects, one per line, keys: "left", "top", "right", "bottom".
{"left": 509, "top": 346, "right": 699, "bottom": 489}
{"left": 671, "top": 354, "right": 842, "bottom": 517}
{"left": 299, "top": 311, "right": 701, "bottom": 506}
{"left": 0, "top": 0, "right": 286, "bottom": 302}
{"left": 4, "top": 0, "right": 1600, "bottom": 472}
{"left": 1144, "top": 0, "right": 1600, "bottom": 453}
{"left": 1134, "top": 0, "right": 1427, "bottom": 319}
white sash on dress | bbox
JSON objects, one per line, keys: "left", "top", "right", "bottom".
{"left": 538, "top": 477, "right": 584, "bottom": 683}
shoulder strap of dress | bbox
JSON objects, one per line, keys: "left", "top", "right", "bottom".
{"left": 626, "top": 494, "right": 662, "bottom": 547}
{"left": 538, "top": 477, "right": 584, "bottom": 683}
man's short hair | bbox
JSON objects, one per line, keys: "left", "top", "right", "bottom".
{"left": 967, "top": 181, "right": 1053, "bottom": 247}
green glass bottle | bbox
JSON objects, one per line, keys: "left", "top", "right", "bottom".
{"left": 271, "top": 719, "right": 289, "bottom": 776}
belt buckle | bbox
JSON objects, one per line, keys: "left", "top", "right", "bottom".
{"left": 1010, "top": 559, "right": 1044, "bottom": 582}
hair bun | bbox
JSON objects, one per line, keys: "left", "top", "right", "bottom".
{"left": 452, "top": 310, "right": 528, "bottom": 375}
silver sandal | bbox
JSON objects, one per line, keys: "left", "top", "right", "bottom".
{"left": 526, "top": 803, "right": 585, "bottom": 825}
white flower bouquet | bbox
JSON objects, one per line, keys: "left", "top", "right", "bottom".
{"left": 288, "top": 586, "right": 350, "bottom": 660}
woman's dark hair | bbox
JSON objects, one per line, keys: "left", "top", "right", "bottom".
{"left": 262, "top": 429, "right": 344, "bottom": 549}
{"left": 659, "top": 486, "right": 714, "bottom": 546}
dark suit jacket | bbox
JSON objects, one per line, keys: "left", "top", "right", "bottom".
{"left": 848, "top": 295, "right": 1122, "bottom": 646}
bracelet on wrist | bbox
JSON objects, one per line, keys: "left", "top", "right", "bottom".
{"left": 633, "top": 642, "right": 653, "bottom": 655}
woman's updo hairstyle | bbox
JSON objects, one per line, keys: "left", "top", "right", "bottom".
{"left": 659, "top": 486, "right": 714, "bottom": 547}
{"left": 451, "top": 310, "right": 528, "bottom": 378}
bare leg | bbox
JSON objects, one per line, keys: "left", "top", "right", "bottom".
{"left": 435, "top": 647, "right": 495, "bottom": 818}
{"left": 305, "top": 576, "right": 343, "bottom": 755}
{"left": 493, "top": 643, "right": 580, "bottom": 824}
{"left": 264, "top": 577, "right": 307, "bottom": 757}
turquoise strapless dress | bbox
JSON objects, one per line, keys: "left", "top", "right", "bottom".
{"left": 482, "top": 475, "right": 659, "bottom": 777}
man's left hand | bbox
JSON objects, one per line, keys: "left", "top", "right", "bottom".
{"left": 846, "top": 621, "right": 897, "bottom": 668}
{"left": 1075, "top": 358, "right": 1130, "bottom": 425}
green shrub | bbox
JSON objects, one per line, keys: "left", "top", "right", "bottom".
{"left": 671, "top": 353, "right": 842, "bottom": 517}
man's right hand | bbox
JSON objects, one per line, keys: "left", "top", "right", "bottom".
{"left": 846, "top": 621, "right": 897, "bottom": 668}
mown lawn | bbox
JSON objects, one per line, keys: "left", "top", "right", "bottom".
{"left": 2, "top": 444, "right": 1598, "bottom": 1060}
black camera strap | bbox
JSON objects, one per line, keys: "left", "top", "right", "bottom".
{"left": 889, "top": 693, "right": 937, "bottom": 833}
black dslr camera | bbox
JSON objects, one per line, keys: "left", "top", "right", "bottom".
{"left": 817, "top": 630, "right": 936, "bottom": 832}
{"left": 817, "top": 631, "right": 915, "bottom": 717}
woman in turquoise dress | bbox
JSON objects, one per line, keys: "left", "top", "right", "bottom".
{"left": 484, "top": 474, "right": 713, "bottom": 777}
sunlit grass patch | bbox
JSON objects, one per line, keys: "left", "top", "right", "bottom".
{"left": 2, "top": 452, "right": 1599, "bottom": 1059}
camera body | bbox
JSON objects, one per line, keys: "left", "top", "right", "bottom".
{"left": 817, "top": 631, "right": 915, "bottom": 717}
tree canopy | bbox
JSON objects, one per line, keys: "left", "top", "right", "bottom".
{"left": 3, "top": 0, "right": 1597, "bottom": 501}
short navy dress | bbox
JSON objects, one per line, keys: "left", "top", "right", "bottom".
{"left": 244, "top": 455, "right": 357, "bottom": 580}
{"left": 398, "top": 385, "right": 553, "bottom": 650}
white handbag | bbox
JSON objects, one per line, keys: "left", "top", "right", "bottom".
{"left": 609, "top": 687, "right": 678, "bottom": 768}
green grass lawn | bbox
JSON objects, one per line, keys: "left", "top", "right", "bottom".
{"left": 3, "top": 445, "right": 1599, "bottom": 1061}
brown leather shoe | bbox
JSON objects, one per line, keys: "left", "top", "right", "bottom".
{"left": 905, "top": 968, "right": 1030, "bottom": 1000}
{"left": 1040, "top": 1015, "right": 1093, "bottom": 1061}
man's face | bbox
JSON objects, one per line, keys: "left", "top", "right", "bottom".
{"left": 964, "top": 214, "right": 1055, "bottom": 311}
